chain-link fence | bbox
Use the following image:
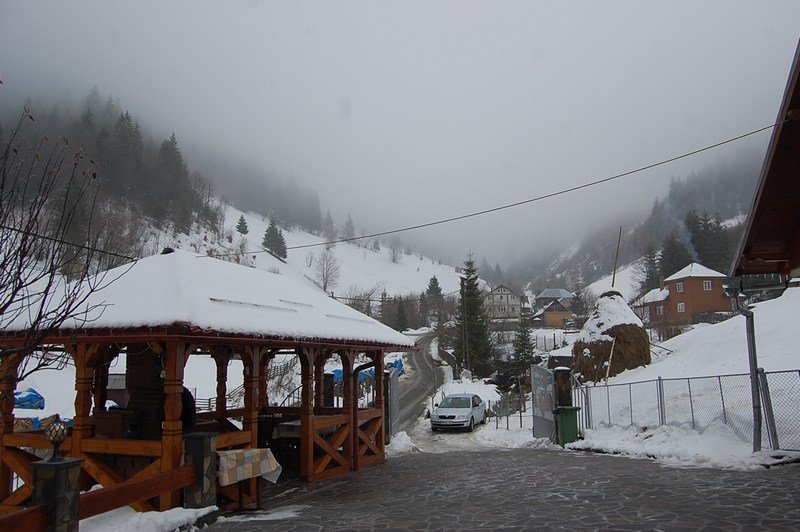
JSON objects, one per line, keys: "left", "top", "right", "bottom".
{"left": 572, "top": 369, "right": 800, "bottom": 451}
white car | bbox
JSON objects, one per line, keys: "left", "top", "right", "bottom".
{"left": 430, "top": 393, "right": 486, "bottom": 432}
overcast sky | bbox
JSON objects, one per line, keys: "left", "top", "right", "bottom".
{"left": 2, "top": 1, "right": 799, "bottom": 267}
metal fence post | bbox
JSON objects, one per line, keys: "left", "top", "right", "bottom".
{"left": 758, "top": 368, "right": 780, "bottom": 451}
{"left": 687, "top": 378, "right": 695, "bottom": 429}
{"left": 606, "top": 386, "right": 611, "bottom": 426}
{"left": 656, "top": 377, "right": 666, "bottom": 426}
{"left": 628, "top": 384, "right": 633, "bottom": 426}
{"left": 585, "top": 387, "right": 593, "bottom": 430}
{"left": 718, "top": 376, "right": 727, "bottom": 425}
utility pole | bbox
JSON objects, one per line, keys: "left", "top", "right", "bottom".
{"left": 460, "top": 276, "right": 470, "bottom": 373}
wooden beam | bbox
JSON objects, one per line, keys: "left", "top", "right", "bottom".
{"left": 79, "top": 465, "right": 192, "bottom": 519}
{"left": 1, "top": 485, "right": 31, "bottom": 507}
{"left": 0, "top": 447, "right": 34, "bottom": 486}
{"left": 81, "top": 438, "right": 162, "bottom": 457}
{"left": 82, "top": 456, "right": 155, "bottom": 513}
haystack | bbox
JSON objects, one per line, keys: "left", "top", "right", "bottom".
{"left": 572, "top": 290, "right": 650, "bottom": 382}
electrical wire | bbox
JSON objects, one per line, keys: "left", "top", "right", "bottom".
{"left": 0, "top": 223, "right": 138, "bottom": 261}
{"left": 211, "top": 119, "right": 785, "bottom": 258}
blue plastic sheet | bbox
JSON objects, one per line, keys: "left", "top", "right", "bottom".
{"left": 14, "top": 388, "right": 45, "bottom": 410}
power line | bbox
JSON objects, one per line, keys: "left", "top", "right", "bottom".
{"left": 211, "top": 119, "right": 785, "bottom": 258}
{"left": 0, "top": 223, "right": 138, "bottom": 261}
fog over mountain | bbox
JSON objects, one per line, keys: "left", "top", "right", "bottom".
{"left": 2, "top": 1, "right": 799, "bottom": 270}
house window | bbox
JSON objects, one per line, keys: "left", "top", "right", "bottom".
{"left": 703, "top": 280, "right": 712, "bottom": 291}
{"left": 677, "top": 302, "right": 685, "bottom": 313}
{"left": 656, "top": 306, "right": 664, "bottom": 316}
{"left": 676, "top": 282, "right": 684, "bottom": 293}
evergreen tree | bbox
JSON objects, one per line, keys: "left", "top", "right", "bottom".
{"left": 275, "top": 227, "right": 288, "bottom": 259}
{"left": 236, "top": 214, "right": 249, "bottom": 235}
{"left": 322, "top": 210, "right": 336, "bottom": 247}
{"left": 426, "top": 276, "right": 444, "bottom": 317}
{"left": 418, "top": 292, "right": 430, "bottom": 325}
{"left": 636, "top": 242, "right": 661, "bottom": 295}
{"left": 659, "top": 229, "right": 692, "bottom": 278}
{"left": 262, "top": 217, "right": 281, "bottom": 255}
{"left": 510, "top": 321, "right": 535, "bottom": 376}
{"left": 453, "top": 254, "right": 493, "bottom": 376}
{"left": 570, "top": 283, "right": 589, "bottom": 317}
{"left": 394, "top": 298, "right": 409, "bottom": 332}
{"left": 342, "top": 214, "right": 355, "bottom": 240}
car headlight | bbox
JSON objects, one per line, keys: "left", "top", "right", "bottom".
{"left": 431, "top": 414, "right": 439, "bottom": 420}
{"left": 456, "top": 415, "right": 467, "bottom": 420}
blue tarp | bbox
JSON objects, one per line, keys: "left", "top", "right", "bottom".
{"left": 332, "top": 368, "right": 375, "bottom": 383}
{"left": 386, "top": 358, "right": 404, "bottom": 375}
{"left": 14, "top": 388, "right": 45, "bottom": 410}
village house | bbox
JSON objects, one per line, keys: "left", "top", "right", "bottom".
{"left": 634, "top": 263, "right": 733, "bottom": 326}
{"left": 484, "top": 285, "right": 527, "bottom": 320}
{"left": 531, "top": 299, "right": 576, "bottom": 328}
{"left": 534, "top": 288, "right": 575, "bottom": 311}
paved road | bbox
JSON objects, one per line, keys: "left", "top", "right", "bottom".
{"left": 397, "top": 334, "right": 442, "bottom": 431}
{"left": 211, "top": 448, "right": 800, "bottom": 530}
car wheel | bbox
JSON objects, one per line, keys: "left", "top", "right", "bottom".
{"left": 468, "top": 417, "right": 474, "bottom": 432}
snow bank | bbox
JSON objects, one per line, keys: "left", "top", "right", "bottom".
{"left": 568, "top": 424, "right": 790, "bottom": 469}
{"left": 81, "top": 504, "right": 216, "bottom": 531}
{"left": 386, "top": 431, "right": 421, "bottom": 456}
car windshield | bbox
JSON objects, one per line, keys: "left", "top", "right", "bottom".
{"left": 439, "top": 397, "right": 471, "bottom": 408}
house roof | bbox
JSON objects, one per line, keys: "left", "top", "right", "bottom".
{"left": 485, "top": 284, "right": 526, "bottom": 300}
{"left": 733, "top": 40, "right": 800, "bottom": 277}
{"left": 635, "top": 287, "right": 669, "bottom": 305}
{"left": 664, "top": 263, "right": 726, "bottom": 282}
{"left": 536, "top": 288, "right": 575, "bottom": 300}
{"left": 4, "top": 250, "right": 414, "bottom": 349}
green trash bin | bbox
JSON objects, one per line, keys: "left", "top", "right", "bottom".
{"left": 554, "top": 406, "right": 581, "bottom": 446}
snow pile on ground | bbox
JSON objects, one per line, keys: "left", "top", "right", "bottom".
{"left": 81, "top": 504, "right": 216, "bottom": 531}
{"left": 575, "top": 291, "right": 642, "bottom": 344}
{"left": 568, "top": 423, "right": 791, "bottom": 469}
{"left": 386, "top": 431, "right": 421, "bottom": 456}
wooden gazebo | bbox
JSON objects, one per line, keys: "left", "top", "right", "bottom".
{"left": 0, "top": 250, "right": 414, "bottom": 514}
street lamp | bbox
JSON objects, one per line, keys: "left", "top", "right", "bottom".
{"left": 44, "top": 415, "right": 69, "bottom": 462}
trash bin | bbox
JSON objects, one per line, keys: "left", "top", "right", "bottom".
{"left": 554, "top": 406, "right": 581, "bottom": 446}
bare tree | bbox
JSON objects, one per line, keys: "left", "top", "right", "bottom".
{"left": 314, "top": 249, "right": 341, "bottom": 292}
{"left": 0, "top": 109, "right": 125, "bottom": 396}
{"left": 389, "top": 235, "right": 403, "bottom": 264}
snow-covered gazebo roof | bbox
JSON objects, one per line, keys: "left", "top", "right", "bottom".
{"left": 5, "top": 249, "right": 414, "bottom": 349}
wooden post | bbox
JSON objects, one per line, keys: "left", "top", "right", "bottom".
{"left": 212, "top": 348, "right": 228, "bottom": 426}
{"left": 298, "top": 348, "right": 315, "bottom": 482}
{"left": 0, "top": 353, "right": 20, "bottom": 500}
{"left": 339, "top": 350, "right": 354, "bottom": 469}
{"left": 373, "top": 350, "right": 385, "bottom": 454}
{"left": 160, "top": 341, "right": 186, "bottom": 510}
{"left": 70, "top": 344, "right": 98, "bottom": 460}
{"left": 313, "top": 353, "right": 326, "bottom": 414}
{"left": 257, "top": 350, "right": 275, "bottom": 411}
{"left": 242, "top": 348, "right": 259, "bottom": 448}
{"left": 92, "top": 349, "right": 112, "bottom": 415}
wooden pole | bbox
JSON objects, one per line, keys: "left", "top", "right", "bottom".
{"left": 611, "top": 226, "right": 623, "bottom": 288}
{"left": 0, "top": 354, "right": 21, "bottom": 500}
{"left": 340, "top": 350, "right": 354, "bottom": 470}
{"left": 373, "top": 350, "right": 385, "bottom": 455}
{"left": 212, "top": 349, "right": 228, "bottom": 426}
{"left": 159, "top": 341, "right": 186, "bottom": 510}
{"left": 298, "top": 348, "right": 315, "bottom": 482}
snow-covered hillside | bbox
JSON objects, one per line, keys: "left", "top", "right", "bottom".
{"left": 586, "top": 261, "right": 641, "bottom": 301}
{"left": 156, "top": 206, "right": 467, "bottom": 299}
